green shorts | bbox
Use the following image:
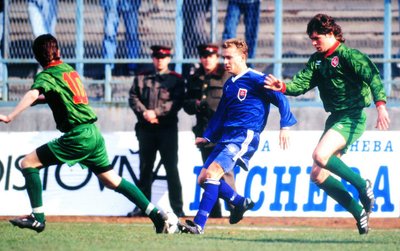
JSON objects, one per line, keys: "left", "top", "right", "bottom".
{"left": 324, "top": 109, "right": 366, "bottom": 153}
{"left": 48, "top": 123, "right": 110, "bottom": 170}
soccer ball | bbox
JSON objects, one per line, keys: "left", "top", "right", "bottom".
{"left": 165, "top": 211, "right": 180, "bottom": 234}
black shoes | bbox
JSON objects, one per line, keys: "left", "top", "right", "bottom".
{"left": 178, "top": 220, "right": 203, "bottom": 234}
{"left": 229, "top": 198, "right": 255, "bottom": 224}
{"left": 356, "top": 209, "right": 369, "bottom": 235}
{"left": 128, "top": 207, "right": 185, "bottom": 218}
{"left": 360, "top": 179, "right": 375, "bottom": 214}
{"left": 356, "top": 179, "right": 374, "bottom": 235}
{"left": 154, "top": 210, "right": 169, "bottom": 234}
{"left": 127, "top": 207, "right": 146, "bottom": 217}
{"left": 9, "top": 214, "right": 46, "bottom": 233}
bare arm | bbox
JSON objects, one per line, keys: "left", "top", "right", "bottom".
{"left": 0, "top": 89, "right": 40, "bottom": 123}
{"left": 31, "top": 94, "right": 46, "bottom": 106}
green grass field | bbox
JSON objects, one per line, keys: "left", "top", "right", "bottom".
{"left": 1, "top": 221, "right": 399, "bottom": 251}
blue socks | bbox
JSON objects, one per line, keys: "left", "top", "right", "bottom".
{"left": 194, "top": 179, "right": 244, "bottom": 229}
{"left": 219, "top": 179, "right": 244, "bottom": 206}
{"left": 194, "top": 179, "right": 220, "bottom": 229}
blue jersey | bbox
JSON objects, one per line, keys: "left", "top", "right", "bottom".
{"left": 203, "top": 69, "right": 297, "bottom": 143}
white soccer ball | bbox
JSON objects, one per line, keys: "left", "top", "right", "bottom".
{"left": 165, "top": 211, "right": 180, "bottom": 234}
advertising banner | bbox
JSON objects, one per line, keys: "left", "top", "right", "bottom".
{"left": 0, "top": 131, "right": 398, "bottom": 217}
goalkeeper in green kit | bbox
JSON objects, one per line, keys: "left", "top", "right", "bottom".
{"left": 264, "top": 14, "right": 390, "bottom": 235}
{"left": 0, "top": 34, "right": 171, "bottom": 233}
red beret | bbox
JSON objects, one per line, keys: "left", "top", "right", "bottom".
{"left": 151, "top": 45, "right": 172, "bottom": 58}
{"left": 197, "top": 43, "right": 219, "bottom": 57}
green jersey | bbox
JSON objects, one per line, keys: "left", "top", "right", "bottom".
{"left": 31, "top": 61, "right": 97, "bottom": 132}
{"left": 285, "top": 43, "right": 387, "bottom": 112}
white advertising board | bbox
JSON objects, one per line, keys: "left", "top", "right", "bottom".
{"left": 0, "top": 131, "right": 398, "bottom": 218}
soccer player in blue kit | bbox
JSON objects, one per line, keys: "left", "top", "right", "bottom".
{"left": 178, "top": 38, "right": 297, "bottom": 234}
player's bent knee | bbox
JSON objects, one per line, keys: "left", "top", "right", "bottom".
{"left": 20, "top": 158, "right": 31, "bottom": 169}
{"left": 197, "top": 163, "right": 224, "bottom": 185}
{"left": 197, "top": 168, "right": 208, "bottom": 185}
{"left": 198, "top": 175, "right": 206, "bottom": 186}
{"left": 102, "top": 180, "right": 117, "bottom": 189}
{"left": 310, "top": 167, "right": 329, "bottom": 184}
{"left": 312, "top": 151, "right": 328, "bottom": 168}
{"left": 310, "top": 173, "right": 320, "bottom": 184}
{"left": 96, "top": 170, "right": 122, "bottom": 190}
{"left": 20, "top": 156, "right": 39, "bottom": 169}
{"left": 97, "top": 176, "right": 115, "bottom": 189}
{"left": 206, "top": 162, "right": 224, "bottom": 178}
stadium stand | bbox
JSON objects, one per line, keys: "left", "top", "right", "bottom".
{"left": 3, "top": 0, "right": 400, "bottom": 103}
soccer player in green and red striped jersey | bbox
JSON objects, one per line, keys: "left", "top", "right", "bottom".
{"left": 264, "top": 13, "right": 390, "bottom": 235}
{"left": 0, "top": 34, "right": 171, "bottom": 233}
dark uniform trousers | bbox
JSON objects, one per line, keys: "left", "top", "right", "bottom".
{"left": 129, "top": 69, "right": 185, "bottom": 216}
{"left": 136, "top": 125, "right": 183, "bottom": 215}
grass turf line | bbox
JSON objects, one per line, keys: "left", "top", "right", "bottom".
{"left": 1, "top": 221, "right": 400, "bottom": 251}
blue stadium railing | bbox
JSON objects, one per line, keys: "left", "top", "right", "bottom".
{"left": 0, "top": 0, "right": 398, "bottom": 106}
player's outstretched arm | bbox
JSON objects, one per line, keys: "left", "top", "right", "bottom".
{"left": 264, "top": 74, "right": 284, "bottom": 91}
{"left": 376, "top": 104, "right": 390, "bottom": 130}
{"left": 0, "top": 89, "right": 40, "bottom": 123}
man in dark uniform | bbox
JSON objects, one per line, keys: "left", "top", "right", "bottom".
{"left": 183, "top": 43, "right": 236, "bottom": 218}
{"left": 128, "top": 45, "right": 185, "bottom": 217}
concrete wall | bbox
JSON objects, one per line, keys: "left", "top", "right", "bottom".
{"left": 0, "top": 105, "right": 398, "bottom": 132}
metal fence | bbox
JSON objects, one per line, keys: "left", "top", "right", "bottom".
{"left": 1, "top": 0, "right": 399, "bottom": 104}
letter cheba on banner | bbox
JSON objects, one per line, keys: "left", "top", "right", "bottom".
{"left": 0, "top": 131, "right": 398, "bottom": 217}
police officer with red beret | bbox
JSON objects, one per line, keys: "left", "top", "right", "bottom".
{"left": 128, "top": 45, "right": 185, "bottom": 218}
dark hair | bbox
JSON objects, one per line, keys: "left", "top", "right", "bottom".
{"left": 32, "top": 34, "right": 60, "bottom": 67}
{"left": 307, "top": 14, "right": 345, "bottom": 43}
{"left": 222, "top": 38, "right": 248, "bottom": 59}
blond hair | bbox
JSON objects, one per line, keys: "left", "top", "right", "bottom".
{"left": 222, "top": 38, "right": 248, "bottom": 59}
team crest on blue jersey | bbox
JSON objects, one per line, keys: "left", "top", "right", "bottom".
{"left": 331, "top": 56, "right": 339, "bottom": 67}
{"left": 237, "top": 88, "right": 247, "bottom": 101}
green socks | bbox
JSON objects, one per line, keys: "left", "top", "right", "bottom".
{"left": 318, "top": 175, "right": 363, "bottom": 219}
{"left": 115, "top": 178, "right": 150, "bottom": 210}
{"left": 115, "top": 178, "right": 161, "bottom": 223}
{"left": 22, "top": 168, "right": 45, "bottom": 223}
{"left": 325, "top": 155, "right": 366, "bottom": 192}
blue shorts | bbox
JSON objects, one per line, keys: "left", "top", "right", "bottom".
{"left": 203, "top": 129, "right": 259, "bottom": 172}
